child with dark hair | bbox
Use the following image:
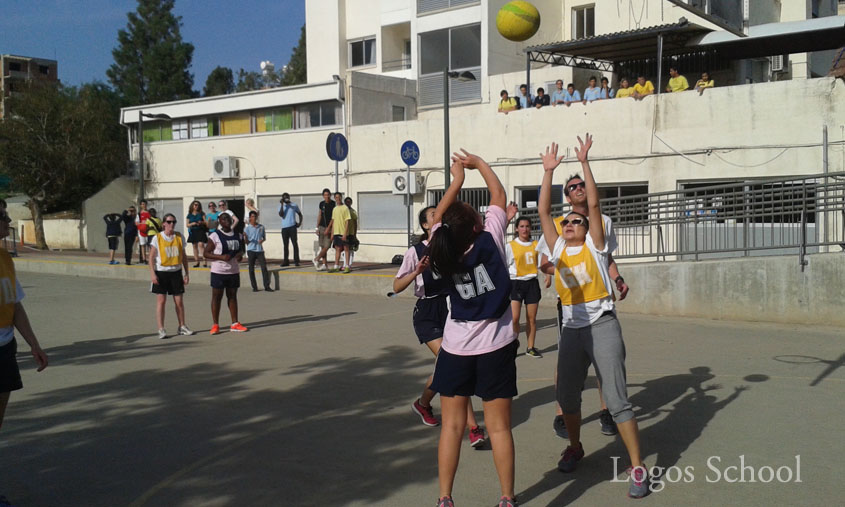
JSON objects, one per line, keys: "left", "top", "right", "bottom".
{"left": 393, "top": 206, "right": 486, "bottom": 448}
{"left": 427, "top": 149, "right": 517, "bottom": 507}
{"left": 145, "top": 208, "right": 163, "bottom": 238}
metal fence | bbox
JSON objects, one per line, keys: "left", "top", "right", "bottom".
{"left": 517, "top": 172, "right": 845, "bottom": 266}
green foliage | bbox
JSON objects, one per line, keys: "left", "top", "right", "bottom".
{"left": 235, "top": 67, "right": 282, "bottom": 93}
{"left": 281, "top": 25, "right": 307, "bottom": 87}
{"left": 108, "top": 0, "right": 195, "bottom": 105}
{"left": 203, "top": 66, "right": 235, "bottom": 96}
{"left": 0, "top": 81, "right": 127, "bottom": 214}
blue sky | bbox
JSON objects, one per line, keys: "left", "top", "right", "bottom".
{"left": 0, "top": 0, "right": 306, "bottom": 89}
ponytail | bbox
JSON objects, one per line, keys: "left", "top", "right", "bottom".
{"left": 428, "top": 202, "right": 480, "bottom": 279}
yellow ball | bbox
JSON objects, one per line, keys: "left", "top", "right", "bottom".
{"left": 496, "top": 1, "right": 541, "bottom": 42}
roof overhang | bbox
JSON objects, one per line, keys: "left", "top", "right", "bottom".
{"left": 692, "top": 16, "right": 845, "bottom": 59}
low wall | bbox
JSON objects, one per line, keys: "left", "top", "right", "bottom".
{"left": 18, "top": 219, "right": 84, "bottom": 250}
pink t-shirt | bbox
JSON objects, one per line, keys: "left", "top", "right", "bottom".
{"left": 395, "top": 241, "right": 427, "bottom": 299}
{"left": 207, "top": 230, "right": 241, "bottom": 275}
{"left": 431, "top": 205, "right": 516, "bottom": 356}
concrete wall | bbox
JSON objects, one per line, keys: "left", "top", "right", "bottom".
{"left": 83, "top": 177, "right": 137, "bottom": 253}
{"left": 306, "top": 0, "right": 346, "bottom": 84}
{"left": 18, "top": 219, "right": 84, "bottom": 249}
{"left": 347, "top": 71, "right": 417, "bottom": 126}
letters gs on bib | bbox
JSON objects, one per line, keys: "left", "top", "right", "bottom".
{"left": 326, "top": 133, "right": 349, "bottom": 162}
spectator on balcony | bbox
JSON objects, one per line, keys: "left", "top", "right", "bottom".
{"left": 516, "top": 84, "right": 533, "bottom": 110}
{"left": 615, "top": 78, "right": 634, "bottom": 99}
{"left": 533, "top": 87, "right": 550, "bottom": 108}
{"left": 563, "top": 83, "right": 581, "bottom": 106}
{"left": 632, "top": 75, "right": 654, "bottom": 100}
{"left": 498, "top": 90, "right": 518, "bottom": 114}
{"left": 694, "top": 72, "right": 715, "bottom": 95}
{"left": 666, "top": 67, "right": 689, "bottom": 93}
{"left": 551, "top": 79, "right": 567, "bottom": 106}
{"left": 582, "top": 76, "right": 602, "bottom": 103}
{"left": 599, "top": 77, "right": 615, "bottom": 99}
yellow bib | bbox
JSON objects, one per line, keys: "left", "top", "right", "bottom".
{"left": 509, "top": 239, "right": 538, "bottom": 278}
{"left": 157, "top": 233, "right": 183, "bottom": 267}
{"left": 554, "top": 244, "right": 609, "bottom": 305}
{"left": 0, "top": 250, "right": 17, "bottom": 327}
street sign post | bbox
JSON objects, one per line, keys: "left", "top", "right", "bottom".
{"left": 326, "top": 133, "right": 349, "bottom": 192}
{"left": 400, "top": 141, "right": 420, "bottom": 247}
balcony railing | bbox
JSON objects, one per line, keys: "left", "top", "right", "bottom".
{"left": 382, "top": 58, "right": 412, "bottom": 72}
{"left": 417, "top": 0, "right": 478, "bottom": 15}
{"left": 418, "top": 66, "right": 481, "bottom": 107}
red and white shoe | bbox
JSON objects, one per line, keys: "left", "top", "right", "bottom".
{"left": 469, "top": 426, "right": 486, "bottom": 448}
{"left": 412, "top": 399, "right": 440, "bottom": 427}
{"left": 230, "top": 322, "right": 248, "bottom": 332}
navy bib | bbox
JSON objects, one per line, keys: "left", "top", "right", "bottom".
{"left": 213, "top": 229, "right": 242, "bottom": 255}
{"left": 447, "top": 231, "right": 512, "bottom": 321}
{"left": 414, "top": 242, "right": 450, "bottom": 297}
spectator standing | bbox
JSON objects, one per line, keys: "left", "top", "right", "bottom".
{"left": 632, "top": 75, "right": 655, "bottom": 100}
{"left": 533, "top": 87, "right": 550, "bottom": 108}
{"left": 103, "top": 213, "right": 122, "bottom": 265}
{"left": 148, "top": 213, "right": 192, "bottom": 340}
{"left": 516, "top": 84, "right": 532, "bottom": 109}
{"left": 217, "top": 200, "right": 239, "bottom": 230}
{"left": 498, "top": 90, "right": 518, "bottom": 114}
{"left": 278, "top": 192, "right": 303, "bottom": 267}
{"left": 204, "top": 212, "right": 248, "bottom": 334}
{"left": 343, "top": 197, "right": 359, "bottom": 270}
{"left": 244, "top": 211, "right": 273, "bottom": 292}
{"left": 136, "top": 199, "right": 150, "bottom": 263}
{"left": 582, "top": 76, "right": 602, "bottom": 103}
{"left": 186, "top": 200, "right": 207, "bottom": 268}
{"left": 245, "top": 198, "right": 259, "bottom": 216}
{"left": 206, "top": 202, "right": 220, "bottom": 232}
{"left": 121, "top": 206, "right": 138, "bottom": 265}
{"left": 327, "top": 192, "right": 351, "bottom": 273}
{"left": 551, "top": 80, "right": 566, "bottom": 106}
{"left": 666, "top": 67, "right": 689, "bottom": 93}
{"left": 599, "top": 77, "right": 615, "bottom": 99}
{"left": 563, "top": 83, "right": 581, "bottom": 106}
{"left": 694, "top": 72, "right": 714, "bottom": 94}
{"left": 615, "top": 78, "right": 634, "bottom": 99}
{"left": 313, "top": 188, "right": 335, "bottom": 270}
{"left": 145, "top": 208, "right": 163, "bottom": 239}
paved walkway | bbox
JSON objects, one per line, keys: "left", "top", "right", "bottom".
{"left": 2, "top": 273, "right": 842, "bottom": 506}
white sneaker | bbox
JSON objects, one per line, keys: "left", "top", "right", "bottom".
{"left": 312, "top": 258, "right": 319, "bottom": 269}
{"left": 178, "top": 325, "right": 194, "bottom": 336}
{"left": 317, "top": 263, "right": 327, "bottom": 271}
{"left": 158, "top": 329, "right": 168, "bottom": 340}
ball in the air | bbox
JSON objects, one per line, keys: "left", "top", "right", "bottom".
{"left": 496, "top": 1, "right": 541, "bottom": 42}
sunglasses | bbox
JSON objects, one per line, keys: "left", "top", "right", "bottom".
{"left": 164, "top": 220, "right": 177, "bottom": 224}
{"left": 561, "top": 218, "right": 585, "bottom": 226}
{"left": 567, "top": 182, "right": 586, "bottom": 194}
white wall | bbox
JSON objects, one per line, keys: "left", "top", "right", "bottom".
{"left": 19, "top": 219, "right": 84, "bottom": 250}
{"left": 306, "top": 0, "right": 346, "bottom": 84}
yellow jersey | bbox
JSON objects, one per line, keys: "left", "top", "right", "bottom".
{"left": 0, "top": 250, "right": 17, "bottom": 327}
{"left": 633, "top": 81, "right": 654, "bottom": 95}
{"left": 156, "top": 232, "right": 183, "bottom": 267}
{"left": 554, "top": 242, "right": 610, "bottom": 305}
{"left": 616, "top": 87, "right": 634, "bottom": 98}
{"left": 508, "top": 239, "right": 538, "bottom": 279}
{"left": 667, "top": 75, "right": 689, "bottom": 92}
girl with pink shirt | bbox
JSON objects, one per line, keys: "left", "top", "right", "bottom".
{"left": 427, "top": 150, "right": 517, "bottom": 507}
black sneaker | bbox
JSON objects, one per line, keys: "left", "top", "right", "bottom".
{"left": 264, "top": 287, "right": 274, "bottom": 292}
{"left": 553, "top": 415, "right": 569, "bottom": 439}
{"left": 526, "top": 347, "right": 542, "bottom": 358}
{"left": 600, "top": 409, "right": 618, "bottom": 436}
{"left": 557, "top": 442, "right": 585, "bottom": 473}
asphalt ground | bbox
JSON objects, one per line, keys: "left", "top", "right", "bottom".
{"left": 1, "top": 273, "right": 843, "bottom": 506}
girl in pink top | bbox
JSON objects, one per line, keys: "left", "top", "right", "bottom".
{"left": 427, "top": 150, "right": 517, "bottom": 507}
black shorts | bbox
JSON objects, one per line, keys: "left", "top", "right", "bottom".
{"left": 107, "top": 236, "right": 119, "bottom": 250}
{"left": 332, "top": 235, "right": 347, "bottom": 248}
{"left": 211, "top": 272, "right": 241, "bottom": 290}
{"left": 430, "top": 339, "right": 519, "bottom": 400}
{"left": 151, "top": 270, "right": 185, "bottom": 295}
{"left": 412, "top": 296, "right": 448, "bottom": 344}
{"left": 188, "top": 228, "right": 207, "bottom": 244}
{"left": 510, "top": 278, "right": 541, "bottom": 305}
{"left": 0, "top": 339, "right": 23, "bottom": 393}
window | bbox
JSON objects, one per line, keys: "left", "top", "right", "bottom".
{"left": 349, "top": 37, "right": 376, "bottom": 67}
{"left": 358, "top": 192, "right": 407, "bottom": 230}
{"left": 256, "top": 107, "right": 293, "bottom": 132}
{"left": 516, "top": 185, "right": 563, "bottom": 209}
{"left": 392, "top": 105, "right": 405, "bottom": 122}
{"left": 573, "top": 5, "right": 595, "bottom": 39}
{"left": 171, "top": 119, "right": 189, "bottom": 140}
{"left": 428, "top": 188, "right": 490, "bottom": 213}
{"left": 220, "top": 112, "right": 251, "bottom": 136}
{"left": 39, "top": 65, "right": 50, "bottom": 75}
{"left": 191, "top": 118, "right": 208, "bottom": 138}
{"left": 598, "top": 184, "right": 649, "bottom": 225}
{"left": 9, "top": 62, "right": 21, "bottom": 72}
{"left": 417, "top": 0, "right": 478, "bottom": 15}
{"left": 296, "top": 101, "right": 341, "bottom": 129}
{"left": 420, "top": 29, "right": 449, "bottom": 75}
{"left": 141, "top": 122, "right": 172, "bottom": 143}
{"left": 418, "top": 24, "right": 482, "bottom": 106}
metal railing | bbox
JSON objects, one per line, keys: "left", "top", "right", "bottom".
{"left": 518, "top": 172, "right": 845, "bottom": 266}
{"left": 382, "top": 58, "right": 412, "bottom": 72}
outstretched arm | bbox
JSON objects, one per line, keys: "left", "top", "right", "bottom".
{"left": 432, "top": 157, "right": 466, "bottom": 225}
{"left": 453, "top": 149, "right": 506, "bottom": 210}
{"left": 393, "top": 255, "right": 430, "bottom": 294}
{"left": 575, "top": 134, "right": 605, "bottom": 250}
{"left": 14, "top": 303, "right": 47, "bottom": 372}
{"left": 539, "top": 143, "right": 565, "bottom": 250}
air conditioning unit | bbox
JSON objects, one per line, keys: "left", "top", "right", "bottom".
{"left": 770, "top": 54, "right": 785, "bottom": 73}
{"left": 212, "top": 156, "right": 240, "bottom": 179}
{"left": 391, "top": 172, "right": 423, "bottom": 195}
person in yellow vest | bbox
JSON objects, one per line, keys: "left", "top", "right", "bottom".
{"left": 505, "top": 216, "right": 549, "bottom": 358}
{"left": 665, "top": 66, "right": 689, "bottom": 93}
{"left": 145, "top": 208, "right": 163, "bottom": 239}
{"left": 148, "top": 213, "right": 193, "bottom": 340}
{"left": 538, "top": 135, "right": 649, "bottom": 499}
{"left": 0, "top": 203, "right": 48, "bottom": 433}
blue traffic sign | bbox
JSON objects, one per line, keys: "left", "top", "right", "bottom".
{"left": 326, "top": 133, "right": 349, "bottom": 162}
{"left": 400, "top": 140, "right": 420, "bottom": 166}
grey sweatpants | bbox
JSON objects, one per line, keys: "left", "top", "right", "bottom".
{"left": 556, "top": 312, "right": 634, "bottom": 424}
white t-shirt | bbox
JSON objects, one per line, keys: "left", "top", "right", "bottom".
{"left": 151, "top": 232, "right": 182, "bottom": 272}
{"left": 0, "top": 279, "right": 25, "bottom": 346}
{"left": 395, "top": 241, "right": 427, "bottom": 299}
{"left": 552, "top": 235, "right": 615, "bottom": 329}
{"left": 505, "top": 238, "right": 538, "bottom": 281}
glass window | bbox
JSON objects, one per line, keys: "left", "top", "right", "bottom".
{"left": 450, "top": 25, "right": 481, "bottom": 69}
{"left": 392, "top": 105, "right": 405, "bottom": 122}
{"left": 191, "top": 118, "right": 208, "bottom": 138}
{"left": 256, "top": 108, "right": 293, "bottom": 132}
{"left": 350, "top": 37, "right": 376, "bottom": 67}
{"left": 296, "top": 102, "right": 340, "bottom": 129}
{"left": 420, "top": 29, "right": 449, "bottom": 74}
{"left": 141, "top": 122, "right": 172, "bottom": 143}
{"left": 358, "top": 192, "right": 407, "bottom": 230}
{"left": 220, "top": 112, "right": 251, "bottom": 136}
{"left": 573, "top": 6, "right": 595, "bottom": 39}
{"left": 172, "top": 119, "right": 188, "bottom": 140}
{"left": 9, "top": 62, "right": 21, "bottom": 72}
{"left": 39, "top": 65, "right": 49, "bottom": 75}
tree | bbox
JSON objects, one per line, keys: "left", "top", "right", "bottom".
{"left": 281, "top": 25, "right": 307, "bottom": 86}
{"left": 203, "top": 66, "right": 235, "bottom": 96}
{"left": 107, "top": 0, "right": 195, "bottom": 105}
{"left": 0, "top": 82, "right": 127, "bottom": 249}
{"left": 235, "top": 66, "right": 282, "bottom": 93}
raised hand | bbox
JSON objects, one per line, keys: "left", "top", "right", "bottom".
{"left": 506, "top": 201, "right": 518, "bottom": 222}
{"left": 540, "top": 142, "right": 564, "bottom": 172}
{"left": 450, "top": 155, "right": 465, "bottom": 181}
{"left": 414, "top": 255, "right": 431, "bottom": 275}
{"left": 575, "top": 133, "right": 593, "bottom": 162}
{"left": 453, "top": 149, "right": 483, "bottom": 169}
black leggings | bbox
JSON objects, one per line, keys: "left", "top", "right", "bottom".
{"left": 247, "top": 251, "right": 270, "bottom": 289}
{"left": 123, "top": 233, "right": 136, "bottom": 264}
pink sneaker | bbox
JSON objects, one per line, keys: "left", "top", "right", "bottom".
{"left": 469, "top": 426, "right": 486, "bottom": 448}
{"left": 412, "top": 399, "right": 440, "bottom": 427}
